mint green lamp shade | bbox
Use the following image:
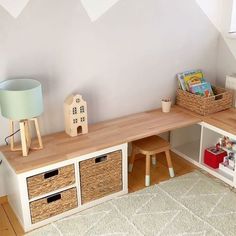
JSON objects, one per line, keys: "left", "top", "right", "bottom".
{"left": 0, "top": 79, "right": 43, "bottom": 120}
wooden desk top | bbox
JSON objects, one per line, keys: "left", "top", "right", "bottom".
{"left": 203, "top": 108, "right": 236, "bottom": 135}
{"left": 1, "top": 106, "right": 202, "bottom": 174}
{"left": 2, "top": 106, "right": 236, "bottom": 174}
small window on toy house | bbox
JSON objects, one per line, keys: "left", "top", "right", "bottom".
{"left": 72, "top": 107, "right": 77, "bottom": 114}
{"left": 81, "top": 117, "right": 85, "bottom": 122}
{"left": 80, "top": 106, "right": 85, "bottom": 113}
{"left": 73, "top": 119, "right": 78, "bottom": 124}
{"left": 76, "top": 98, "right": 80, "bottom": 103}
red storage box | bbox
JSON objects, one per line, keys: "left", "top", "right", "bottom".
{"left": 204, "top": 147, "right": 227, "bottom": 169}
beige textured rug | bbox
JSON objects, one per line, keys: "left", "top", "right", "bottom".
{"left": 27, "top": 171, "right": 236, "bottom": 236}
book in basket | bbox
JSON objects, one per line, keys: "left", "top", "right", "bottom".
{"left": 177, "top": 70, "right": 204, "bottom": 91}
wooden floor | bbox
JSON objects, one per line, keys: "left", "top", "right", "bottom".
{"left": 0, "top": 151, "right": 196, "bottom": 236}
{"left": 128, "top": 151, "right": 197, "bottom": 192}
{"left": 0, "top": 197, "right": 24, "bottom": 236}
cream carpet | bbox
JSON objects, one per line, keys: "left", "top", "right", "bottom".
{"left": 27, "top": 171, "right": 236, "bottom": 236}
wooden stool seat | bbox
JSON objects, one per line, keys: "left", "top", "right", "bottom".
{"left": 129, "top": 135, "right": 175, "bottom": 187}
{"left": 132, "top": 136, "right": 170, "bottom": 155}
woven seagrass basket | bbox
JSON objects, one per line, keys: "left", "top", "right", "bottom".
{"left": 80, "top": 150, "right": 123, "bottom": 204}
{"left": 27, "top": 164, "right": 75, "bottom": 199}
{"left": 30, "top": 187, "right": 78, "bottom": 224}
{"left": 176, "top": 87, "right": 233, "bottom": 116}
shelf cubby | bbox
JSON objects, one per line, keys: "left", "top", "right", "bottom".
{"left": 171, "top": 123, "right": 235, "bottom": 187}
{"left": 170, "top": 124, "right": 201, "bottom": 165}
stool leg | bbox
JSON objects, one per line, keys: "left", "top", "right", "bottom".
{"left": 129, "top": 147, "right": 136, "bottom": 172}
{"left": 152, "top": 155, "right": 157, "bottom": 165}
{"left": 145, "top": 154, "right": 151, "bottom": 186}
{"left": 165, "top": 150, "right": 175, "bottom": 177}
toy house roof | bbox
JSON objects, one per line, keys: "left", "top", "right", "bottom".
{"left": 64, "top": 94, "right": 84, "bottom": 106}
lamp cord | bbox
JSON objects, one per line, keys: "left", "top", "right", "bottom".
{"left": 5, "top": 129, "right": 20, "bottom": 146}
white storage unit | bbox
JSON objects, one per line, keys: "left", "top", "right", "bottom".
{"left": 1, "top": 143, "right": 128, "bottom": 232}
{"left": 171, "top": 122, "right": 236, "bottom": 187}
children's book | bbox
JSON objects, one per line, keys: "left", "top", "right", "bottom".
{"left": 189, "top": 82, "right": 214, "bottom": 97}
{"left": 177, "top": 70, "right": 204, "bottom": 91}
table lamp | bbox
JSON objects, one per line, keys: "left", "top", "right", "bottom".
{"left": 0, "top": 78, "right": 44, "bottom": 156}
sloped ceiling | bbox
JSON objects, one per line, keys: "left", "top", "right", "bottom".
{"left": 195, "top": 0, "right": 222, "bottom": 31}
{"left": 196, "top": 0, "right": 236, "bottom": 60}
{"left": 0, "top": 0, "right": 30, "bottom": 18}
{"left": 1, "top": 0, "right": 235, "bottom": 66}
{"left": 80, "top": 0, "right": 120, "bottom": 22}
{"left": 0, "top": 0, "right": 120, "bottom": 21}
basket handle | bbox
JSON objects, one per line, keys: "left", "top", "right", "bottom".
{"left": 47, "top": 193, "right": 61, "bottom": 203}
{"left": 214, "top": 93, "right": 224, "bottom": 100}
{"left": 95, "top": 155, "right": 107, "bottom": 163}
{"left": 44, "top": 169, "right": 59, "bottom": 179}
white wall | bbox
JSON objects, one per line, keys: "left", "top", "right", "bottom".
{"left": 195, "top": 0, "right": 232, "bottom": 39}
{"left": 195, "top": 0, "right": 223, "bottom": 31}
{"left": 196, "top": 0, "right": 236, "bottom": 85}
{"left": 0, "top": 0, "right": 219, "bottom": 196}
{"left": 217, "top": 36, "right": 236, "bottom": 86}
{"left": 216, "top": 0, "right": 236, "bottom": 84}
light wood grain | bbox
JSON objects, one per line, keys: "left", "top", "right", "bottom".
{"left": 132, "top": 135, "right": 170, "bottom": 155}
{"left": 2, "top": 203, "right": 24, "bottom": 236}
{"left": 0, "top": 204, "right": 16, "bottom": 236}
{"left": 32, "top": 118, "right": 43, "bottom": 150}
{"left": 203, "top": 108, "right": 236, "bottom": 135}
{"left": 130, "top": 136, "right": 174, "bottom": 186}
{"left": 0, "top": 196, "right": 8, "bottom": 204}
{"left": 0, "top": 106, "right": 201, "bottom": 174}
{"left": 3, "top": 106, "right": 236, "bottom": 174}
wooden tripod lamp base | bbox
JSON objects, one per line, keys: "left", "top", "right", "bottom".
{"left": 10, "top": 118, "right": 43, "bottom": 157}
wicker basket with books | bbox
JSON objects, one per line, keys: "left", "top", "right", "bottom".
{"left": 176, "top": 70, "right": 233, "bottom": 116}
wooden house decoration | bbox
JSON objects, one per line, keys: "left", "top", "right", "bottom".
{"left": 64, "top": 94, "right": 88, "bottom": 137}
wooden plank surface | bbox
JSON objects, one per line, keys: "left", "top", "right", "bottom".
{"left": 170, "top": 106, "right": 236, "bottom": 135}
{"left": 0, "top": 204, "right": 16, "bottom": 236}
{"left": 203, "top": 108, "right": 236, "bottom": 135}
{"left": 0, "top": 196, "right": 8, "bottom": 204}
{"left": 5, "top": 105, "right": 236, "bottom": 174}
{"left": 0, "top": 106, "right": 202, "bottom": 174}
{"left": 2, "top": 203, "right": 24, "bottom": 236}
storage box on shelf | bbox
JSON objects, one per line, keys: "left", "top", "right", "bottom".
{"left": 176, "top": 87, "right": 233, "bottom": 115}
{"left": 27, "top": 164, "right": 75, "bottom": 199}
{"left": 80, "top": 150, "right": 123, "bottom": 204}
{"left": 30, "top": 187, "right": 78, "bottom": 224}
{"left": 2, "top": 143, "right": 128, "bottom": 232}
{"left": 204, "top": 147, "right": 227, "bottom": 169}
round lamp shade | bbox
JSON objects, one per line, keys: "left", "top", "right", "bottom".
{"left": 0, "top": 79, "right": 43, "bottom": 120}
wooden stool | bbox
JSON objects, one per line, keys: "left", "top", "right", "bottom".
{"left": 129, "top": 135, "right": 175, "bottom": 186}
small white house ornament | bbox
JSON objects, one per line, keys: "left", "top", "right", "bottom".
{"left": 64, "top": 94, "right": 88, "bottom": 137}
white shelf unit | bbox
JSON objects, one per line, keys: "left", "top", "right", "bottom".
{"left": 2, "top": 143, "right": 128, "bottom": 232}
{"left": 171, "top": 122, "right": 236, "bottom": 187}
